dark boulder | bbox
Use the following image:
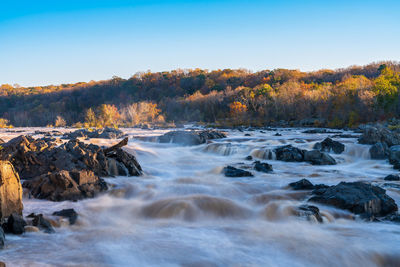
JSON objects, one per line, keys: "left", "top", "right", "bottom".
{"left": 223, "top": 166, "right": 253, "bottom": 177}
{"left": 289, "top": 179, "right": 314, "bottom": 190}
{"left": 369, "top": 142, "right": 389, "bottom": 159}
{"left": 310, "top": 182, "right": 398, "bottom": 218}
{"left": 53, "top": 209, "right": 78, "bottom": 225}
{"left": 23, "top": 170, "right": 108, "bottom": 201}
{"left": 302, "top": 129, "right": 341, "bottom": 134}
{"left": 3, "top": 213, "right": 26, "bottom": 235}
{"left": 0, "top": 227, "right": 4, "bottom": 249}
{"left": 384, "top": 174, "right": 400, "bottom": 181}
{"left": 358, "top": 126, "right": 400, "bottom": 146}
{"left": 158, "top": 130, "right": 226, "bottom": 146}
{"left": 245, "top": 155, "right": 253, "bottom": 161}
{"left": 389, "top": 145, "right": 400, "bottom": 169}
{"left": 274, "top": 133, "right": 282, "bottom": 136}
{"left": 303, "top": 150, "right": 336, "bottom": 165}
{"left": 29, "top": 214, "right": 55, "bottom": 233}
{"left": 274, "top": 145, "right": 305, "bottom": 162}
{"left": 313, "top": 137, "right": 345, "bottom": 154}
{"left": 253, "top": 161, "right": 273, "bottom": 173}
{"left": 64, "top": 127, "right": 126, "bottom": 139}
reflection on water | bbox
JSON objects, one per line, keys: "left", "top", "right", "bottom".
{"left": 1, "top": 127, "right": 400, "bottom": 267}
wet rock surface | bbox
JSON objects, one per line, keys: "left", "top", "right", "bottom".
{"left": 384, "top": 174, "right": 400, "bottom": 181}
{"left": 2, "top": 213, "right": 26, "bottom": 235}
{"left": 313, "top": 137, "right": 345, "bottom": 154}
{"left": 158, "top": 130, "right": 226, "bottom": 145}
{"left": 309, "top": 182, "right": 398, "bottom": 218}
{"left": 274, "top": 145, "right": 336, "bottom": 165}
{"left": 53, "top": 209, "right": 78, "bottom": 225}
{"left": 358, "top": 126, "right": 400, "bottom": 146}
{"left": 223, "top": 166, "right": 253, "bottom": 177}
{"left": 28, "top": 213, "right": 55, "bottom": 233}
{"left": 253, "top": 161, "right": 273, "bottom": 173}
{"left": 370, "top": 142, "right": 389, "bottom": 159}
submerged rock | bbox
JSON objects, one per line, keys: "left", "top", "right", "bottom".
{"left": 0, "top": 161, "right": 23, "bottom": 220}
{"left": 158, "top": 130, "right": 226, "bottom": 146}
{"left": 313, "top": 137, "right": 345, "bottom": 154}
{"left": 384, "top": 174, "right": 400, "bottom": 181}
{"left": 253, "top": 161, "right": 273, "bottom": 173}
{"left": 223, "top": 166, "right": 253, "bottom": 177}
{"left": 23, "top": 170, "right": 108, "bottom": 201}
{"left": 309, "top": 182, "right": 397, "bottom": 218}
{"left": 53, "top": 209, "right": 78, "bottom": 225}
{"left": 304, "top": 150, "right": 336, "bottom": 165}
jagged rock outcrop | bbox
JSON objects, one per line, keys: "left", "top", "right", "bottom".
{"left": 158, "top": 130, "right": 226, "bottom": 145}
{"left": 0, "top": 161, "right": 23, "bottom": 220}
{"left": 358, "top": 126, "right": 400, "bottom": 146}
{"left": 63, "top": 127, "right": 126, "bottom": 139}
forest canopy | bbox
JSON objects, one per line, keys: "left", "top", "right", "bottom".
{"left": 1, "top": 61, "right": 400, "bottom": 128}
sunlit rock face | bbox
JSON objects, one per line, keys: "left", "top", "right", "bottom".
{"left": 0, "top": 161, "right": 23, "bottom": 220}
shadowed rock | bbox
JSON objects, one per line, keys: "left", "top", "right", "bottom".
{"left": 389, "top": 145, "right": 400, "bottom": 170}
{"left": 358, "top": 126, "right": 400, "bottom": 146}
{"left": 223, "top": 166, "right": 253, "bottom": 177}
{"left": 370, "top": 142, "right": 389, "bottom": 159}
{"left": 53, "top": 209, "right": 78, "bottom": 225}
{"left": 253, "top": 161, "right": 273, "bottom": 173}
{"left": 314, "top": 137, "right": 345, "bottom": 154}
{"left": 29, "top": 213, "right": 55, "bottom": 233}
{"left": 2, "top": 213, "right": 26, "bottom": 235}
{"left": 63, "top": 127, "right": 126, "bottom": 139}
{"left": 304, "top": 150, "right": 336, "bottom": 165}
{"left": 289, "top": 179, "right": 314, "bottom": 190}
{"left": 384, "top": 174, "right": 400, "bottom": 181}
{"left": 158, "top": 130, "right": 226, "bottom": 146}
{"left": 309, "top": 182, "right": 397, "bottom": 218}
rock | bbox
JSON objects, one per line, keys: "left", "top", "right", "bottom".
{"left": 303, "top": 150, "right": 336, "bottom": 165}
{"left": 244, "top": 133, "right": 251, "bottom": 136}
{"left": 0, "top": 261, "right": 5, "bottom": 267}
{"left": 313, "top": 138, "right": 345, "bottom": 154}
{"left": 24, "top": 225, "right": 40, "bottom": 232}
{"left": 158, "top": 130, "right": 226, "bottom": 145}
{"left": 3, "top": 213, "right": 26, "bottom": 235}
{"left": 358, "top": 126, "right": 400, "bottom": 146}
{"left": 302, "top": 129, "right": 341, "bottom": 134}
{"left": 289, "top": 179, "right": 314, "bottom": 190}
{"left": 223, "top": 166, "right": 253, "bottom": 177}
{"left": 245, "top": 155, "right": 253, "bottom": 161}
{"left": 274, "top": 133, "right": 282, "bottom": 136}
{"left": 0, "top": 227, "right": 4, "bottom": 249}
{"left": 369, "top": 142, "right": 389, "bottom": 159}
{"left": 30, "top": 214, "right": 55, "bottom": 233}
{"left": 253, "top": 161, "right": 273, "bottom": 173}
{"left": 295, "top": 205, "right": 323, "bottom": 223}
{"left": 384, "top": 174, "right": 400, "bottom": 181}
{"left": 331, "top": 134, "right": 359, "bottom": 138}
{"left": 309, "top": 182, "right": 398, "bottom": 218}
{"left": 0, "top": 161, "right": 23, "bottom": 220}
{"left": 52, "top": 209, "right": 78, "bottom": 225}
{"left": 64, "top": 127, "right": 126, "bottom": 139}
{"left": 23, "top": 170, "right": 107, "bottom": 201}
{"left": 105, "top": 148, "right": 142, "bottom": 176}
{"left": 389, "top": 145, "right": 400, "bottom": 169}
{"left": 274, "top": 145, "right": 305, "bottom": 162}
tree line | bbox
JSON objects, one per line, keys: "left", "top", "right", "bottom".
{"left": 0, "top": 61, "right": 399, "bottom": 128}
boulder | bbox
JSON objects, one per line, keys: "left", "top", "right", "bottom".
{"left": 303, "top": 150, "right": 336, "bottom": 165}
{"left": 309, "top": 182, "right": 397, "bottom": 218}
{"left": 53, "top": 209, "right": 78, "bottom": 225}
{"left": 295, "top": 205, "right": 323, "bottom": 223}
{"left": 274, "top": 145, "right": 305, "bottom": 162}
{"left": 358, "top": 126, "right": 400, "bottom": 146}
{"left": 0, "top": 161, "right": 23, "bottom": 220}
{"left": 158, "top": 130, "right": 226, "bottom": 145}
{"left": 289, "top": 179, "right": 314, "bottom": 190}
{"left": 384, "top": 174, "right": 400, "bottom": 181}
{"left": 23, "top": 170, "right": 107, "bottom": 201}
{"left": 223, "top": 166, "right": 253, "bottom": 177}
{"left": 29, "top": 213, "right": 55, "bottom": 233}
{"left": 389, "top": 145, "right": 400, "bottom": 169}
{"left": 369, "top": 142, "right": 389, "bottom": 159}
{"left": 253, "top": 161, "right": 273, "bottom": 173}
{"left": 3, "top": 213, "right": 26, "bottom": 235}
{"left": 313, "top": 138, "right": 345, "bottom": 154}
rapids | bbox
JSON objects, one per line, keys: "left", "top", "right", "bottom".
{"left": 1, "top": 127, "right": 400, "bottom": 267}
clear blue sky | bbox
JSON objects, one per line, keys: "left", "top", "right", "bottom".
{"left": 0, "top": 0, "right": 399, "bottom": 86}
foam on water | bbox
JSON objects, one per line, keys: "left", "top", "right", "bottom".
{"left": 0, "top": 127, "right": 400, "bottom": 266}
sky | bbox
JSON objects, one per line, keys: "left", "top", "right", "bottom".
{"left": 0, "top": 0, "right": 399, "bottom": 86}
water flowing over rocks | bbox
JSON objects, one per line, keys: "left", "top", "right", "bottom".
{"left": 158, "top": 130, "right": 226, "bottom": 145}
{"left": 223, "top": 166, "right": 253, "bottom": 177}
{"left": 295, "top": 205, "right": 323, "bottom": 223}
{"left": 63, "top": 127, "right": 126, "bottom": 139}
{"left": 309, "top": 182, "right": 398, "bottom": 219}
{"left": 28, "top": 213, "right": 55, "bottom": 233}
{"left": 313, "top": 137, "right": 345, "bottom": 154}
{"left": 0, "top": 161, "right": 23, "bottom": 220}
{"left": 52, "top": 209, "right": 78, "bottom": 225}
